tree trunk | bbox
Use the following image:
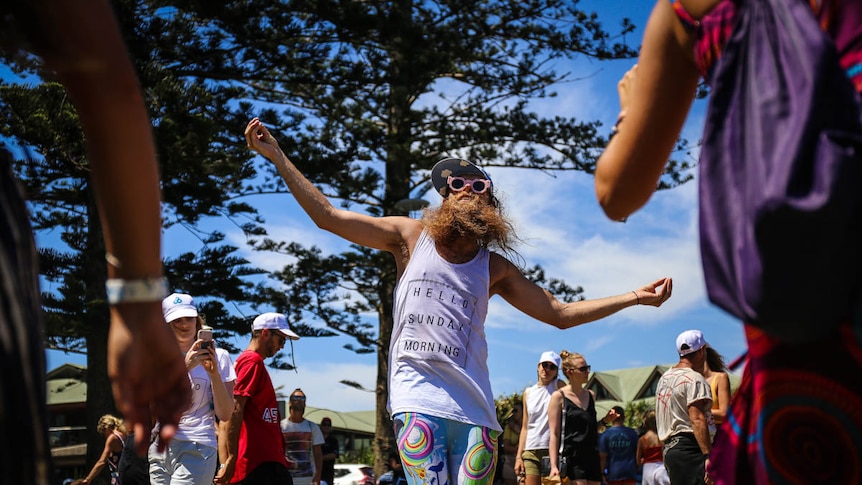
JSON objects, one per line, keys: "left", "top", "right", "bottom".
{"left": 84, "top": 193, "right": 116, "bottom": 470}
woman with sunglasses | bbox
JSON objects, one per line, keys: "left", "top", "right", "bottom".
{"left": 514, "top": 352, "right": 565, "bottom": 485}
{"left": 547, "top": 351, "right": 611, "bottom": 485}
{"left": 244, "top": 118, "right": 673, "bottom": 485}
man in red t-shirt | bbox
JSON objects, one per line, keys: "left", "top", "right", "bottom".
{"left": 215, "top": 313, "right": 300, "bottom": 485}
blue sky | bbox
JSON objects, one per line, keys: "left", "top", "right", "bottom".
{"left": 45, "top": 0, "right": 748, "bottom": 413}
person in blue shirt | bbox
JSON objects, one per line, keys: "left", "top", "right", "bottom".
{"left": 377, "top": 452, "right": 407, "bottom": 485}
{"left": 598, "top": 407, "right": 638, "bottom": 485}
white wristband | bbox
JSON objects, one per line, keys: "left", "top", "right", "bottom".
{"left": 105, "top": 277, "right": 169, "bottom": 305}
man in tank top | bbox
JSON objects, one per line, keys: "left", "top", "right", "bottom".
{"left": 244, "top": 118, "right": 674, "bottom": 485}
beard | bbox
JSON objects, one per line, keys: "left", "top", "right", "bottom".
{"left": 423, "top": 194, "right": 516, "bottom": 250}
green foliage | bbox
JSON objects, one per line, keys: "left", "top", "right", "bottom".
{"left": 0, "top": 0, "right": 695, "bottom": 471}
{"left": 624, "top": 400, "right": 654, "bottom": 430}
{"left": 495, "top": 391, "right": 524, "bottom": 428}
{"left": 340, "top": 446, "right": 376, "bottom": 467}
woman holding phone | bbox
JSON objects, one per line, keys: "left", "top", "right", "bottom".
{"left": 150, "top": 293, "right": 236, "bottom": 485}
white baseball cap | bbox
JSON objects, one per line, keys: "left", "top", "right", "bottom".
{"left": 252, "top": 312, "right": 300, "bottom": 340}
{"left": 676, "top": 329, "right": 707, "bottom": 356}
{"left": 539, "top": 351, "right": 561, "bottom": 368}
{"left": 162, "top": 293, "right": 198, "bottom": 323}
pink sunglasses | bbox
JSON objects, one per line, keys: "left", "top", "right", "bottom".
{"left": 447, "top": 176, "right": 491, "bottom": 194}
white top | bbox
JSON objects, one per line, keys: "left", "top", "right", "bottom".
{"left": 655, "top": 367, "right": 715, "bottom": 442}
{"left": 389, "top": 230, "right": 499, "bottom": 430}
{"left": 173, "top": 347, "right": 236, "bottom": 448}
{"left": 281, "top": 418, "right": 325, "bottom": 485}
{"left": 523, "top": 380, "right": 558, "bottom": 450}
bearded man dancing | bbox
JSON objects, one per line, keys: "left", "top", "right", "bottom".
{"left": 243, "top": 118, "right": 673, "bottom": 485}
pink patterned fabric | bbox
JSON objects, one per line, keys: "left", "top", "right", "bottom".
{"left": 670, "top": 0, "right": 862, "bottom": 89}
{"left": 668, "top": 1, "right": 862, "bottom": 483}
{"left": 707, "top": 323, "right": 862, "bottom": 484}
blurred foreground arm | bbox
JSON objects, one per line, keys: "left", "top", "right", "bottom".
{"left": 594, "top": 0, "right": 701, "bottom": 221}
{"left": 36, "top": 0, "right": 189, "bottom": 454}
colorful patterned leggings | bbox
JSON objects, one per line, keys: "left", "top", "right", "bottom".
{"left": 393, "top": 412, "right": 500, "bottom": 485}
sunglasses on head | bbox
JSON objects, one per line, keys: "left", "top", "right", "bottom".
{"left": 447, "top": 176, "right": 490, "bottom": 195}
{"left": 540, "top": 362, "right": 558, "bottom": 371}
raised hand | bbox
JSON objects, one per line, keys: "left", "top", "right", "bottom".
{"left": 108, "top": 301, "right": 190, "bottom": 455}
{"left": 634, "top": 277, "right": 673, "bottom": 307}
{"left": 244, "top": 117, "right": 283, "bottom": 160}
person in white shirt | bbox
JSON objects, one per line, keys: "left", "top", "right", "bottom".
{"left": 514, "top": 351, "right": 564, "bottom": 485}
{"left": 245, "top": 117, "right": 673, "bottom": 485}
{"left": 150, "top": 293, "right": 236, "bottom": 485}
{"left": 654, "top": 330, "right": 715, "bottom": 485}
{"left": 281, "top": 388, "right": 325, "bottom": 485}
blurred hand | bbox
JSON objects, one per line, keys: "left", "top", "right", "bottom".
{"left": 108, "top": 301, "right": 190, "bottom": 455}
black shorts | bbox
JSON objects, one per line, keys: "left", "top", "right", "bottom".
{"left": 565, "top": 446, "right": 602, "bottom": 482}
{"left": 241, "top": 461, "right": 294, "bottom": 485}
{"left": 663, "top": 433, "right": 707, "bottom": 485}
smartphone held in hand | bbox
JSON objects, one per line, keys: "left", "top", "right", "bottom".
{"left": 198, "top": 325, "right": 213, "bottom": 349}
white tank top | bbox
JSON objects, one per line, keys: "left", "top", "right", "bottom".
{"left": 389, "top": 230, "right": 498, "bottom": 430}
{"left": 523, "top": 380, "right": 558, "bottom": 450}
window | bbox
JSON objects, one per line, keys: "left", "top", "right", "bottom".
{"left": 589, "top": 382, "right": 611, "bottom": 401}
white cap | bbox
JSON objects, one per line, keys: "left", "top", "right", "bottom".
{"left": 676, "top": 329, "right": 707, "bottom": 356}
{"left": 539, "top": 351, "right": 561, "bottom": 368}
{"left": 252, "top": 312, "right": 300, "bottom": 340}
{"left": 162, "top": 293, "right": 198, "bottom": 323}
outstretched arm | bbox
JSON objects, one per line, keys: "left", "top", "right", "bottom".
{"left": 81, "top": 433, "right": 119, "bottom": 484}
{"left": 594, "top": 0, "right": 701, "bottom": 221}
{"left": 491, "top": 255, "right": 672, "bottom": 329}
{"left": 38, "top": 0, "right": 189, "bottom": 455}
{"left": 244, "top": 118, "right": 421, "bottom": 261}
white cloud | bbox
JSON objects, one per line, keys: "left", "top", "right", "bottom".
{"left": 270, "top": 358, "right": 377, "bottom": 412}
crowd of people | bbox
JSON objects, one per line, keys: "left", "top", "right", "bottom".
{"left": 3, "top": 0, "right": 861, "bottom": 484}
{"left": 496, "top": 338, "right": 726, "bottom": 485}
{"left": 78, "top": 336, "right": 726, "bottom": 485}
